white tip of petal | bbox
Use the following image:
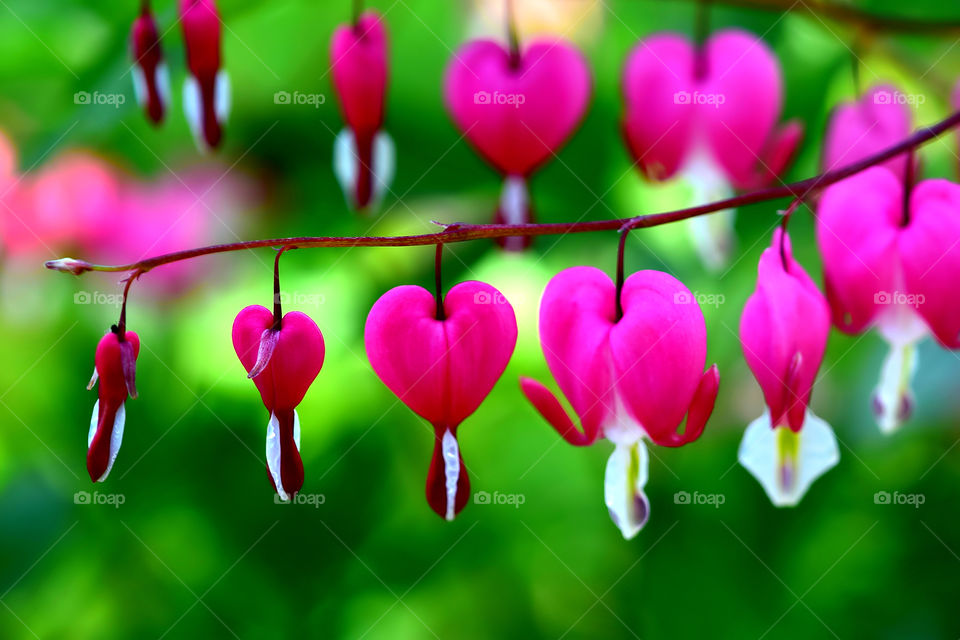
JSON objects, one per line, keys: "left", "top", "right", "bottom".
{"left": 738, "top": 410, "right": 839, "bottom": 507}
{"left": 441, "top": 429, "right": 460, "bottom": 521}
{"left": 214, "top": 70, "right": 231, "bottom": 124}
{"left": 88, "top": 401, "right": 126, "bottom": 483}
{"left": 333, "top": 128, "right": 358, "bottom": 207}
{"left": 132, "top": 66, "right": 148, "bottom": 108}
{"left": 873, "top": 341, "right": 918, "bottom": 435}
{"left": 266, "top": 410, "right": 300, "bottom": 502}
{"left": 371, "top": 129, "right": 395, "bottom": 207}
{"left": 604, "top": 440, "right": 650, "bottom": 540}
{"left": 183, "top": 75, "right": 203, "bottom": 148}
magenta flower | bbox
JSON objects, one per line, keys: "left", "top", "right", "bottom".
{"left": 180, "top": 0, "right": 228, "bottom": 150}
{"left": 233, "top": 306, "right": 325, "bottom": 501}
{"left": 822, "top": 84, "right": 913, "bottom": 180}
{"left": 365, "top": 281, "right": 518, "bottom": 520}
{"left": 817, "top": 167, "right": 960, "bottom": 433}
{"left": 444, "top": 37, "right": 590, "bottom": 249}
{"left": 330, "top": 11, "right": 393, "bottom": 212}
{"left": 621, "top": 30, "right": 801, "bottom": 268}
{"left": 739, "top": 229, "right": 838, "bottom": 506}
{"left": 130, "top": 2, "right": 169, "bottom": 125}
{"left": 520, "top": 267, "right": 719, "bottom": 539}
{"left": 87, "top": 329, "right": 140, "bottom": 482}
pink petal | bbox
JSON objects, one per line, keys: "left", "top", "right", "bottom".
{"left": 815, "top": 167, "right": 902, "bottom": 333}
{"left": 330, "top": 11, "right": 388, "bottom": 136}
{"left": 700, "top": 29, "right": 785, "bottom": 189}
{"left": 621, "top": 33, "right": 697, "bottom": 181}
{"left": 741, "top": 230, "right": 830, "bottom": 430}
{"left": 900, "top": 179, "right": 960, "bottom": 348}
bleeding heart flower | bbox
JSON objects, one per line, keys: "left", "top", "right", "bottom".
{"left": 444, "top": 37, "right": 591, "bottom": 249}
{"left": 130, "top": 2, "right": 170, "bottom": 125}
{"left": 739, "top": 228, "right": 838, "bottom": 506}
{"left": 817, "top": 167, "right": 960, "bottom": 433}
{"left": 365, "top": 281, "right": 518, "bottom": 520}
{"left": 181, "top": 0, "right": 229, "bottom": 151}
{"left": 330, "top": 11, "right": 394, "bottom": 212}
{"left": 520, "top": 266, "right": 719, "bottom": 539}
{"left": 233, "top": 306, "right": 325, "bottom": 501}
{"left": 822, "top": 84, "right": 913, "bottom": 180}
{"left": 621, "top": 30, "right": 801, "bottom": 269}
{"left": 87, "top": 328, "right": 140, "bottom": 482}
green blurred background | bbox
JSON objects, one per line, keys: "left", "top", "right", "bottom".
{"left": 1, "top": 0, "right": 960, "bottom": 638}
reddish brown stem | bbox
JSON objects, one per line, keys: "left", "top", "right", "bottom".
{"left": 46, "top": 110, "right": 960, "bottom": 278}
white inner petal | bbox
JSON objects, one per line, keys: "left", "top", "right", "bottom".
{"left": 182, "top": 75, "right": 203, "bottom": 148}
{"left": 157, "top": 61, "right": 171, "bottom": 110}
{"left": 499, "top": 176, "right": 529, "bottom": 226}
{"left": 874, "top": 340, "right": 918, "bottom": 434}
{"left": 738, "top": 409, "right": 839, "bottom": 507}
{"left": 681, "top": 147, "right": 735, "bottom": 271}
{"left": 371, "top": 130, "right": 395, "bottom": 208}
{"left": 441, "top": 429, "right": 460, "bottom": 521}
{"left": 604, "top": 439, "right": 650, "bottom": 540}
{"left": 214, "top": 70, "right": 231, "bottom": 123}
{"left": 88, "top": 399, "right": 99, "bottom": 448}
{"left": 266, "top": 411, "right": 297, "bottom": 502}
{"left": 132, "top": 66, "right": 148, "bottom": 108}
{"left": 333, "top": 128, "right": 357, "bottom": 207}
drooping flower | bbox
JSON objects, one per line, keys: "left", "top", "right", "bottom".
{"left": 621, "top": 30, "right": 801, "bottom": 268}
{"left": 330, "top": 11, "right": 394, "bottom": 212}
{"left": 130, "top": 1, "right": 170, "bottom": 125}
{"left": 365, "top": 281, "right": 517, "bottom": 520}
{"left": 520, "top": 267, "right": 719, "bottom": 539}
{"left": 181, "top": 0, "right": 228, "bottom": 151}
{"left": 816, "top": 167, "right": 960, "bottom": 433}
{"left": 233, "top": 306, "right": 324, "bottom": 501}
{"left": 87, "top": 328, "right": 140, "bottom": 482}
{"left": 444, "top": 37, "right": 591, "bottom": 249}
{"left": 739, "top": 228, "right": 838, "bottom": 506}
{"left": 822, "top": 84, "right": 913, "bottom": 180}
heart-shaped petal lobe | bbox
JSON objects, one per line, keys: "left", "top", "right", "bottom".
{"left": 444, "top": 39, "right": 591, "bottom": 177}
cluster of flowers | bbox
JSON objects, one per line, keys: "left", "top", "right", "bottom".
{"left": 130, "top": 0, "right": 228, "bottom": 151}
{"left": 78, "top": 12, "right": 960, "bottom": 539}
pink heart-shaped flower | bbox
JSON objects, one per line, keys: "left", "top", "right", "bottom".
{"left": 444, "top": 39, "right": 591, "bottom": 177}
{"left": 365, "top": 281, "right": 518, "bottom": 520}
{"left": 233, "top": 305, "right": 325, "bottom": 500}
{"left": 622, "top": 29, "right": 800, "bottom": 189}
{"left": 817, "top": 167, "right": 960, "bottom": 347}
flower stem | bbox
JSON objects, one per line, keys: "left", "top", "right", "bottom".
{"left": 615, "top": 229, "right": 629, "bottom": 322}
{"left": 45, "top": 109, "right": 960, "bottom": 278}
{"left": 434, "top": 243, "right": 445, "bottom": 321}
{"left": 273, "top": 246, "right": 296, "bottom": 330}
